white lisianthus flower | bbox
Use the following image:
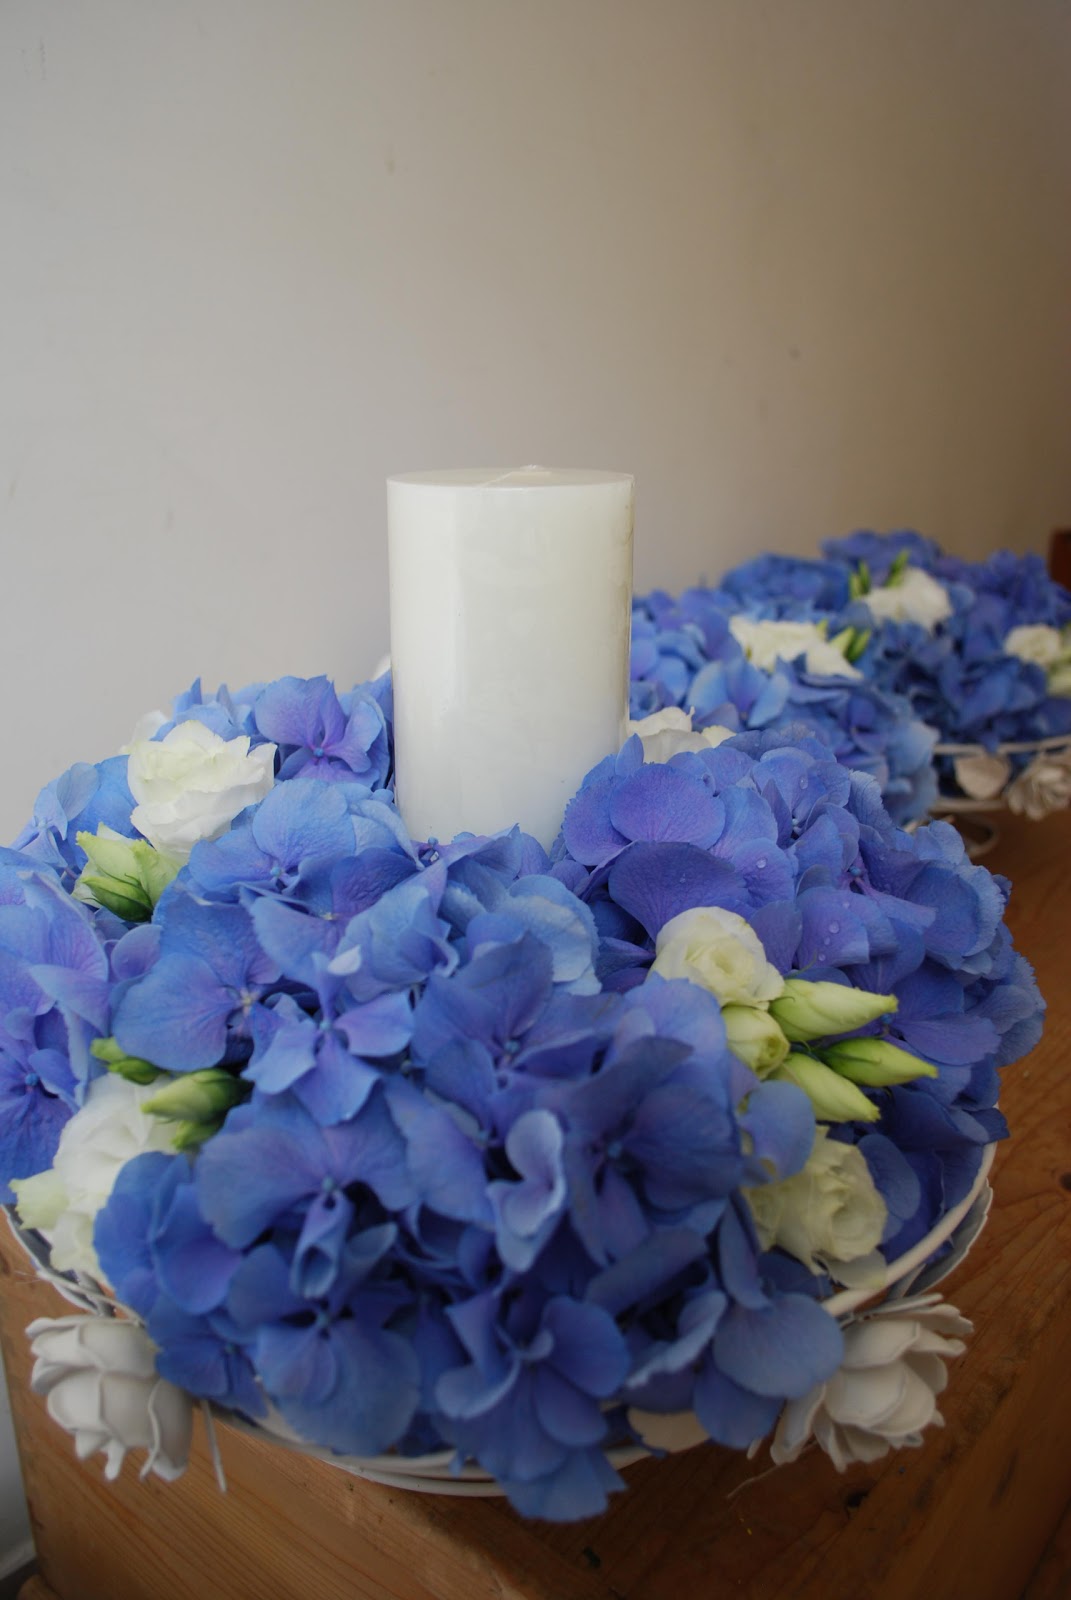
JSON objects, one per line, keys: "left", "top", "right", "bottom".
{"left": 769, "top": 1295, "right": 972, "bottom": 1471}
{"left": 861, "top": 567, "right": 952, "bottom": 633}
{"left": 1003, "top": 623, "right": 1064, "bottom": 670}
{"left": 744, "top": 1126, "right": 886, "bottom": 1277}
{"left": 12, "top": 1074, "right": 182, "bottom": 1281}
{"left": 126, "top": 719, "right": 276, "bottom": 862}
{"left": 28, "top": 1314, "right": 192, "bottom": 1481}
{"left": 651, "top": 906, "right": 785, "bottom": 1007}
{"left": 729, "top": 617, "right": 861, "bottom": 679}
{"left": 628, "top": 708, "right": 734, "bottom": 764}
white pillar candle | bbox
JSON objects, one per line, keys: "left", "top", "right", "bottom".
{"left": 388, "top": 466, "right": 634, "bottom": 850}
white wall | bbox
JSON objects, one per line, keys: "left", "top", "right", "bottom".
{"left": 0, "top": 1367, "right": 30, "bottom": 1580}
{"left": 0, "top": 0, "right": 1069, "bottom": 1559}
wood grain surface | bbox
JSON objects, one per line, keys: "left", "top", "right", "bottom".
{"left": 4, "top": 810, "right": 1070, "bottom": 1600}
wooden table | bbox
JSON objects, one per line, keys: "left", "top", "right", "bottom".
{"left": 4, "top": 811, "right": 1071, "bottom": 1600}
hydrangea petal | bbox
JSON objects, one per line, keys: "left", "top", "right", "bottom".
{"left": 714, "top": 1294, "right": 844, "bottom": 1399}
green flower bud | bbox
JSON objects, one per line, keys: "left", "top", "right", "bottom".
{"left": 144, "top": 1069, "right": 244, "bottom": 1129}
{"left": 74, "top": 826, "right": 180, "bottom": 921}
{"left": 828, "top": 626, "right": 872, "bottom": 664}
{"left": 771, "top": 1052, "right": 880, "bottom": 1124}
{"left": 887, "top": 548, "right": 909, "bottom": 585}
{"left": 89, "top": 1036, "right": 161, "bottom": 1086}
{"left": 168, "top": 1121, "right": 217, "bottom": 1152}
{"left": 770, "top": 980, "right": 898, "bottom": 1043}
{"left": 820, "top": 1036, "right": 938, "bottom": 1087}
{"left": 844, "top": 626, "right": 872, "bottom": 664}
{"left": 721, "top": 1004, "right": 790, "bottom": 1077}
{"left": 849, "top": 560, "right": 871, "bottom": 599}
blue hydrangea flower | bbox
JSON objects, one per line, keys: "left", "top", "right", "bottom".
{"left": 151, "top": 679, "right": 266, "bottom": 744}
{"left": 113, "top": 896, "right": 281, "bottom": 1071}
{"left": 254, "top": 676, "right": 390, "bottom": 787}
{"left": 13, "top": 757, "right": 135, "bottom": 886}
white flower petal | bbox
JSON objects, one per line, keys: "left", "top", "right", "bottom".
{"left": 823, "top": 1364, "right": 908, "bottom": 1429}
{"left": 627, "top": 1408, "right": 709, "bottom": 1452}
{"left": 835, "top": 1422, "right": 896, "bottom": 1466}
{"left": 769, "top": 1387, "right": 826, "bottom": 1465}
{"left": 1006, "top": 749, "right": 1071, "bottom": 821}
{"left": 840, "top": 1317, "right": 920, "bottom": 1370}
{"left": 145, "top": 1380, "right": 194, "bottom": 1480}
{"left": 868, "top": 1364, "right": 939, "bottom": 1438}
{"left": 953, "top": 752, "right": 1011, "bottom": 801}
{"left": 904, "top": 1353, "right": 951, "bottom": 1398}
{"left": 98, "top": 1374, "right": 159, "bottom": 1451}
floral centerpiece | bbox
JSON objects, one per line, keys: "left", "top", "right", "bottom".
{"left": 1, "top": 672, "right": 1043, "bottom": 1521}
{"left": 630, "top": 586, "right": 939, "bottom": 826}
{"left": 697, "top": 533, "right": 1071, "bottom": 819}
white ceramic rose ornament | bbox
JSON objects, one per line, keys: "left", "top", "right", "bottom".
{"left": 28, "top": 1314, "right": 193, "bottom": 1481}
{"left": 768, "top": 1294, "right": 971, "bottom": 1471}
{"left": 1005, "top": 746, "right": 1071, "bottom": 821}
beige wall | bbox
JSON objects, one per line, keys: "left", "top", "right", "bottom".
{"left": 1, "top": 0, "right": 1069, "bottom": 841}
